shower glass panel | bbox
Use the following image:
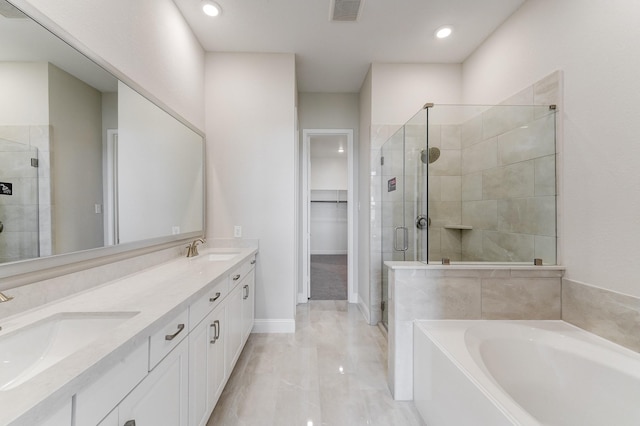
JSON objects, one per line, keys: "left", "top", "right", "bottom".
{"left": 427, "top": 104, "right": 557, "bottom": 264}
{"left": 0, "top": 138, "right": 39, "bottom": 263}
{"left": 380, "top": 108, "right": 428, "bottom": 327}
{"left": 379, "top": 103, "right": 557, "bottom": 328}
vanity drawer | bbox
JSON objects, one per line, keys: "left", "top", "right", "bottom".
{"left": 189, "top": 278, "right": 228, "bottom": 330}
{"left": 229, "top": 256, "right": 256, "bottom": 289}
{"left": 149, "top": 307, "right": 189, "bottom": 370}
{"left": 75, "top": 341, "right": 148, "bottom": 426}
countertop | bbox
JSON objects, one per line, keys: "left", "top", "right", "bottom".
{"left": 0, "top": 246, "right": 258, "bottom": 425}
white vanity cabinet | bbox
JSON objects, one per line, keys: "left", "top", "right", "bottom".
{"left": 117, "top": 337, "right": 189, "bottom": 426}
{"left": 188, "top": 302, "right": 226, "bottom": 426}
{"left": 60, "top": 252, "right": 257, "bottom": 426}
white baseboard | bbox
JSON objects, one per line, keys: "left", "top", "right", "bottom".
{"left": 252, "top": 319, "right": 295, "bottom": 334}
{"left": 357, "top": 295, "right": 371, "bottom": 324}
{"left": 310, "top": 250, "right": 348, "bottom": 255}
{"left": 297, "top": 293, "right": 308, "bottom": 304}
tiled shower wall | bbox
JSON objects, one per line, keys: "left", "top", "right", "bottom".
{"left": 429, "top": 71, "right": 561, "bottom": 263}
{"left": 369, "top": 70, "right": 562, "bottom": 324}
{"left": 0, "top": 126, "right": 52, "bottom": 263}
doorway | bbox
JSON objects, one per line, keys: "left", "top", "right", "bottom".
{"left": 301, "top": 129, "right": 355, "bottom": 303}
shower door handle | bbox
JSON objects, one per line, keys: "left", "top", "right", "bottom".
{"left": 394, "top": 226, "right": 408, "bottom": 252}
{"left": 0, "top": 220, "right": 3, "bottom": 233}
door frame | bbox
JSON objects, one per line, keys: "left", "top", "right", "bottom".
{"left": 301, "top": 128, "right": 356, "bottom": 304}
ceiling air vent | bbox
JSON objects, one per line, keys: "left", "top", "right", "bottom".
{"left": 330, "top": 0, "right": 364, "bottom": 22}
{"left": 0, "top": 1, "right": 27, "bottom": 19}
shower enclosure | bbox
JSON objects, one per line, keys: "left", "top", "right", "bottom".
{"left": 0, "top": 137, "right": 39, "bottom": 263}
{"left": 379, "top": 103, "right": 557, "bottom": 327}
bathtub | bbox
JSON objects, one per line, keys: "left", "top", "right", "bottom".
{"left": 413, "top": 320, "right": 640, "bottom": 426}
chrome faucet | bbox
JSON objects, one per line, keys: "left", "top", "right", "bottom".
{"left": 186, "top": 238, "right": 206, "bottom": 258}
{"left": 0, "top": 291, "right": 14, "bottom": 303}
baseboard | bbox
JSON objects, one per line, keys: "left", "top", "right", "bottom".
{"left": 357, "top": 295, "right": 371, "bottom": 324}
{"left": 310, "top": 250, "right": 348, "bottom": 255}
{"left": 297, "top": 293, "right": 308, "bottom": 304}
{"left": 252, "top": 319, "right": 296, "bottom": 334}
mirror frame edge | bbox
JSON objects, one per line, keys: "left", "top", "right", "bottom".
{"left": 0, "top": 0, "right": 207, "bottom": 290}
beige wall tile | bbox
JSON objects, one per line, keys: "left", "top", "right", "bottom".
{"left": 440, "top": 176, "right": 461, "bottom": 202}
{"left": 462, "top": 200, "right": 498, "bottom": 230}
{"left": 483, "top": 231, "right": 534, "bottom": 262}
{"left": 563, "top": 279, "right": 640, "bottom": 353}
{"left": 534, "top": 155, "right": 556, "bottom": 196}
{"left": 497, "top": 196, "right": 556, "bottom": 236}
{"left": 429, "top": 201, "right": 462, "bottom": 227}
{"left": 429, "top": 149, "right": 461, "bottom": 176}
{"left": 497, "top": 114, "right": 555, "bottom": 166}
{"left": 481, "top": 278, "right": 561, "bottom": 319}
{"left": 461, "top": 172, "right": 483, "bottom": 201}
{"left": 462, "top": 137, "right": 497, "bottom": 174}
{"left": 461, "top": 229, "right": 483, "bottom": 260}
{"left": 534, "top": 235, "right": 557, "bottom": 265}
{"left": 441, "top": 125, "right": 461, "bottom": 150}
{"left": 482, "top": 160, "right": 535, "bottom": 200}
{"left": 534, "top": 70, "right": 561, "bottom": 107}
{"left": 460, "top": 114, "right": 483, "bottom": 148}
{"left": 482, "top": 104, "right": 535, "bottom": 140}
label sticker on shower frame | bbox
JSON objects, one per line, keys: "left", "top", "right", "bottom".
{"left": 0, "top": 182, "right": 12, "bottom": 195}
{"left": 388, "top": 177, "right": 396, "bottom": 192}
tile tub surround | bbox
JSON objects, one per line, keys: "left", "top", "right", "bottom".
{"left": 563, "top": 278, "right": 640, "bottom": 354}
{"left": 0, "top": 246, "right": 257, "bottom": 425}
{"left": 386, "top": 261, "right": 564, "bottom": 400}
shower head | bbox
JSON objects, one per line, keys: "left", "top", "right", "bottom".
{"left": 421, "top": 147, "right": 441, "bottom": 164}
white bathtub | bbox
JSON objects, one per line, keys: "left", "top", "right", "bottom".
{"left": 413, "top": 320, "right": 640, "bottom": 426}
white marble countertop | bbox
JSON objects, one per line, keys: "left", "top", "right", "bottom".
{"left": 0, "top": 246, "right": 258, "bottom": 426}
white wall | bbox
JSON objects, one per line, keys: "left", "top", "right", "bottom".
{"left": 462, "top": 0, "right": 640, "bottom": 297}
{"left": 48, "top": 63, "right": 103, "bottom": 253}
{"left": 206, "top": 52, "right": 297, "bottom": 332}
{"left": 19, "top": 0, "right": 205, "bottom": 130}
{"left": 0, "top": 62, "right": 48, "bottom": 125}
{"left": 371, "top": 63, "right": 463, "bottom": 125}
{"left": 118, "top": 82, "right": 203, "bottom": 243}
{"left": 310, "top": 157, "right": 348, "bottom": 190}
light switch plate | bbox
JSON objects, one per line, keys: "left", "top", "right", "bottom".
{"left": 234, "top": 225, "right": 242, "bottom": 238}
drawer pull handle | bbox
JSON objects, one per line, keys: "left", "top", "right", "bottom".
{"left": 243, "top": 284, "right": 249, "bottom": 300}
{"left": 250, "top": 259, "right": 256, "bottom": 265}
{"left": 232, "top": 274, "right": 241, "bottom": 281}
{"left": 124, "top": 421, "right": 136, "bottom": 426}
{"left": 165, "top": 323, "right": 185, "bottom": 341}
{"left": 210, "top": 320, "right": 221, "bottom": 344}
{"left": 209, "top": 292, "right": 221, "bottom": 302}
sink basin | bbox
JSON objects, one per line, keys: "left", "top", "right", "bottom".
{"left": 0, "top": 311, "right": 138, "bottom": 391}
{"left": 203, "top": 253, "right": 238, "bottom": 261}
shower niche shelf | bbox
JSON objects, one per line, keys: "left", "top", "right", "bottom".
{"left": 444, "top": 225, "right": 473, "bottom": 230}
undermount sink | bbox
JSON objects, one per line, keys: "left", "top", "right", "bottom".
{"left": 0, "top": 311, "right": 138, "bottom": 391}
{"left": 199, "top": 252, "right": 240, "bottom": 262}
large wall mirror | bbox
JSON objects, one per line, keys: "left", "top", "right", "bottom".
{"left": 0, "top": 0, "right": 205, "bottom": 281}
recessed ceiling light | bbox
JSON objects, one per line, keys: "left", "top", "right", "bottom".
{"left": 202, "top": 0, "right": 221, "bottom": 17}
{"left": 435, "top": 26, "right": 453, "bottom": 39}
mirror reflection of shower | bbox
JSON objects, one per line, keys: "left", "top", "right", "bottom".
{"left": 421, "top": 147, "right": 440, "bottom": 164}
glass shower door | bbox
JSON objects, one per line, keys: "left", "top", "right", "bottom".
{"left": 0, "top": 138, "right": 39, "bottom": 263}
{"left": 380, "top": 126, "right": 406, "bottom": 327}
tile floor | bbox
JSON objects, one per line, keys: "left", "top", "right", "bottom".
{"left": 207, "top": 300, "right": 425, "bottom": 425}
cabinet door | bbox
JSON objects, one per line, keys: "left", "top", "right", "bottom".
{"left": 35, "top": 401, "right": 72, "bottom": 426}
{"left": 207, "top": 303, "right": 226, "bottom": 410}
{"left": 188, "top": 313, "right": 210, "bottom": 426}
{"left": 189, "top": 303, "right": 226, "bottom": 426}
{"left": 241, "top": 269, "right": 255, "bottom": 342}
{"left": 225, "top": 283, "right": 243, "bottom": 373}
{"left": 119, "top": 338, "right": 189, "bottom": 426}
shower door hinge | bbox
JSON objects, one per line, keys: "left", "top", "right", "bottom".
{"left": 30, "top": 158, "right": 39, "bottom": 167}
{"left": 381, "top": 300, "right": 385, "bottom": 311}
{"left": 380, "top": 156, "right": 384, "bottom": 166}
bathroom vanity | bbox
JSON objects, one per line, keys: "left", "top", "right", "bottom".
{"left": 0, "top": 247, "right": 257, "bottom": 426}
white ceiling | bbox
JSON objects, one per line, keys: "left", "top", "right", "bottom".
{"left": 174, "top": 0, "right": 525, "bottom": 93}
